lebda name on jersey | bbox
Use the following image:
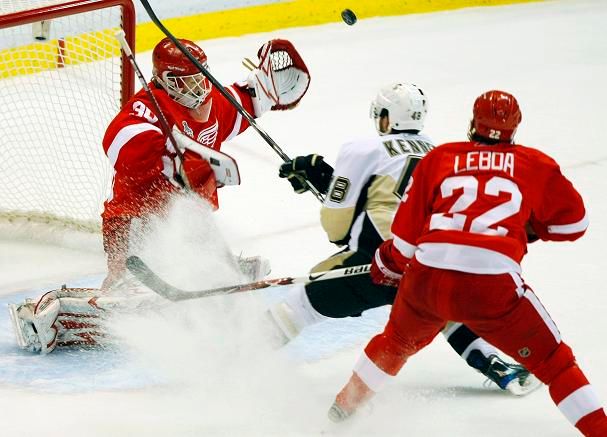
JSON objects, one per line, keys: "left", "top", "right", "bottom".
{"left": 454, "top": 151, "right": 514, "bottom": 177}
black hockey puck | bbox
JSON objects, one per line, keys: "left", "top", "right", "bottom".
{"left": 341, "top": 9, "right": 357, "bottom": 26}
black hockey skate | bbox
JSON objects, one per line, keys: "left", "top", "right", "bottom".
{"left": 468, "top": 350, "right": 542, "bottom": 396}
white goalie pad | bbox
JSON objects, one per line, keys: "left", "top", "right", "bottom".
{"left": 9, "top": 285, "right": 161, "bottom": 354}
{"left": 173, "top": 127, "right": 241, "bottom": 186}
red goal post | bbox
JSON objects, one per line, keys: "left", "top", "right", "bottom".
{"left": 0, "top": 0, "right": 135, "bottom": 243}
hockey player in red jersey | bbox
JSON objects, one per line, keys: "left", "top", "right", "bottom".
{"left": 328, "top": 90, "right": 607, "bottom": 436}
{"left": 271, "top": 83, "right": 539, "bottom": 395}
{"left": 101, "top": 37, "right": 310, "bottom": 290}
{"left": 8, "top": 37, "right": 310, "bottom": 354}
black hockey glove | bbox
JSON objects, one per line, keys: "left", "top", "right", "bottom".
{"left": 279, "top": 154, "right": 334, "bottom": 195}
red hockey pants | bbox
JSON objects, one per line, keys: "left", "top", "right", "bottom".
{"left": 362, "top": 258, "right": 606, "bottom": 435}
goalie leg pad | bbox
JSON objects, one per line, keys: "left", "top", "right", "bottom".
{"left": 9, "top": 285, "right": 164, "bottom": 353}
{"left": 9, "top": 287, "right": 118, "bottom": 353}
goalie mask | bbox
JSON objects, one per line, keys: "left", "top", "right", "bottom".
{"left": 468, "top": 90, "right": 522, "bottom": 143}
{"left": 152, "top": 37, "right": 212, "bottom": 109}
{"left": 370, "top": 83, "right": 428, "bottom": 135}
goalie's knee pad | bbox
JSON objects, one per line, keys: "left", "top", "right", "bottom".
{"left": 9, "top": 291, "right": 60, "bottom": 354}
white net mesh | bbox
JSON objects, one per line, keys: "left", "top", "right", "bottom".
{"left": 0, "top": 1, "right": 129, "bottom": 234}
{"left": 0, "top": 1, "right": 71, "bottom": 15}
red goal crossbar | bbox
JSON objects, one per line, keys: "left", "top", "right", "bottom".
{"left": 0, "top": 0, "right": 136, "bottom": 106}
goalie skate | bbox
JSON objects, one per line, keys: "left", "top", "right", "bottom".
{"left": 8, "top": 301, "right": 38, "bottom": 351}
{"left": 8, "top": 293, "right": 60, "bottom": 354}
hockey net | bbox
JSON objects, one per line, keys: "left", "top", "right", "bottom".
{"left": 0, "top": 0, "right": 135, "bottom": 247}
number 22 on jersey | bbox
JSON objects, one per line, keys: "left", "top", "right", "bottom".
{"left": 429, "top": 176, "right": 522, "bottom": 236}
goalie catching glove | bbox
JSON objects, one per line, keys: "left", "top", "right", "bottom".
{"left": 245, "top": 39, "right": 311, "bottom": 117}
{"left": 279, "top": 154, "right": 334, "bottom": 195}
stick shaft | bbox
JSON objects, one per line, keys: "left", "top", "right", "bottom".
{"left": 126, "top": 255, "right": 370, "bottom": 302}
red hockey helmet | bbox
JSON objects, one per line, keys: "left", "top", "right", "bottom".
{"left": 152, "top": 37, "right": 212, "bottom": 109}
{"left": 469, "top": 90, "right": 522, "bottom": 143}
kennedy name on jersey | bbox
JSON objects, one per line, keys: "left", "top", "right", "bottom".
{"left": 454, "top": 150, "right": 514, "bottom": 177}
{"left": 383, "top": 138, "right": 433, "bottom": 157}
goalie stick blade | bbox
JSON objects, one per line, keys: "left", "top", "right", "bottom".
{"left": 126, "top": 255, "right": 371, "bottom": 302}
{"left": 126, "top": 255, "right": 271, "bottom": 301}
{"left": 126, "top": 255, "right": 188, "bottom": 302}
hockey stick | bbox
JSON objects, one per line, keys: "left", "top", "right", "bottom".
{"left": 136, "top": 0, "right": 325, "bottom": 203}
{"left": 126, "top": 255, "right": 370, "bottom": 302}
{"left": 115, "top": 30, "right": 189, "bottom": 188}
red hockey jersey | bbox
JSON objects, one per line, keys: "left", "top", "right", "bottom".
{"left": 102, "top": 82, "right": 254, "bottom": 219}
{"left": 387, "top": 141, "right": 588, "bottom": 274}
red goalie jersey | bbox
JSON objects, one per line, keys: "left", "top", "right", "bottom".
{"left": 98, "top": 37, "right": 310, "bottom": 289}
{"left": 102, "top": 83, "right": 254, "bottom": 219}
{"left": 385, "top": 141, "right": 588, "bottom": 275}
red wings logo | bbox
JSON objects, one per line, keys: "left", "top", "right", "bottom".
{"left": 197, "top": 120, "right": 219, "bottom": 147}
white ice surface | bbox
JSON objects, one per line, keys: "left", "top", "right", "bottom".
{"left": 1, "top": 1, "right": 606, "bottom": 435}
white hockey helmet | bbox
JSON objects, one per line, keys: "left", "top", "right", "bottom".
{"left": 370, "top": 83, "right": 428, "bottom": 135}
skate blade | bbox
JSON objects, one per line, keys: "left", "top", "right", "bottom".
{"left": 506, "top": 373, "right": 543, "bottom": 396}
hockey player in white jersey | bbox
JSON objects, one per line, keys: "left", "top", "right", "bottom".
{"left": 273, "top": 82, "right": 540, "bottom": 395}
